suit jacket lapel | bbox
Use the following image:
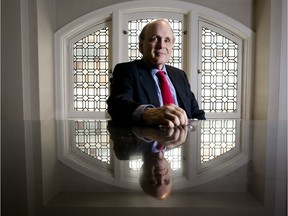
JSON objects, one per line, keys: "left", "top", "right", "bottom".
{"left": 166, "top": 67, "right": 189, "bottom": 111}
{"left": 137, "top": 60, "right": 160, "bottom": 107}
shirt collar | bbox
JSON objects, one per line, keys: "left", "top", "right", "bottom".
{"left": 151, "top": 141, "right": 167, "bottom": 153}
{"left": 142, "top": 59, "right": 167, "bottom": 74}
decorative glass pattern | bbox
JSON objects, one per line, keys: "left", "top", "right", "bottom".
{"left": 201, "top": 27, "right": 238, "bottom": 113}
{"left": 200, "top": 120, "right": 236, "bottom": 163}
{"left": 128, "top": 19, "right": 183, "bottom": 68}
{"left": 75, "top": 120, "right": 110, "bottom": 164}
{"left": 165, "top": 147, "right": 182, "bottom": 170}
{"left": 73, "top": 27, "right": 109, "bottom": 111}
{"left": 129, "top": 159, "right": 143, "bottom": 171}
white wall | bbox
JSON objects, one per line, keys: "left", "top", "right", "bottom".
{"left": 54, "top": 0, "right": 255, "bottom": 31}
{"left": 267, "top": 0, "right": 287, "bottom": 121}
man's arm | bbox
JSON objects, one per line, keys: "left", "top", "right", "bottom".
{"left": 107, "top": 63, "right": 141, "bottom": 124}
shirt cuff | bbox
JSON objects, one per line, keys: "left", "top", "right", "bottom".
{"left": 132, "top": 104, "right": 155, "bottom": 122}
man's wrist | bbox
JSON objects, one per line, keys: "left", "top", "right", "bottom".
{"left": 132, "top": 104, "right": 154, "bottom": 122}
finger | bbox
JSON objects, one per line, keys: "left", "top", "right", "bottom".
{"left": 167, "top": 108, "right": 187, "bottom": 126}
{"left": 173, "top": 107, "right": 188, "bottom": 125}
{"left": 171, "top": 127, "right": 180, "bottom": 141}
{"left": 178, "top": 126, "right": 188, "bottom": 142}
{"left": 160, "top": 118, "right": 175, "bottom": 128}
{"left": 162, "top": 127, "right": 175, "bottom": 137}
{"left": 164, "top": 114, "right": 181, "bottom": 127}
{"left": 160, "top": 105, "right": 188, "bottom": 127}
{"left": 160, "top": 107, "right": 179, "bottom": 126}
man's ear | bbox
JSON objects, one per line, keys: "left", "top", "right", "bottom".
{"left": 139, "top": 42, "right": 144, "bottom": 54}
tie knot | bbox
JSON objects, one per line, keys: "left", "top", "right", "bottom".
{"left": 156, "top": 143, "right": 165, "bottom": 151}
{"left": 157, "top": 70, "right": 165, "bottom": 77}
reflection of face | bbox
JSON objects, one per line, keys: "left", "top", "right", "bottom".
{"left": 139, "top": 20, "right": 174, "bottom": 70}
{"left": 140, "top": 152, "right": 173, "bottom": 200}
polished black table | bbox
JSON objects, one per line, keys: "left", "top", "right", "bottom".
{"left": 2, "top": 119, "right": 287, "bottom": 216}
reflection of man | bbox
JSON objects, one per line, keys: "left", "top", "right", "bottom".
{"left": 108, "top": 124, "right": 188, "bottom": 199}
{"left": 139, "top": 150, "right": 172, "bottom": 200}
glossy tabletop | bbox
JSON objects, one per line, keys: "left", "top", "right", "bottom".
{"left": 2, "top": 119, "right": 287, "bottom": 216}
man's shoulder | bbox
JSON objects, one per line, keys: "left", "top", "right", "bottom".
{"left": 115, "top": 59, "right": 144, "bottom": 68}
{"left": 165, "top": 64, "right": 184, "bottom": 73}
{"left": 113, "top": 60, "right": 148, "bottom": 76}
{"left": 166, "top": 65, "right": 186, "bottom": 79}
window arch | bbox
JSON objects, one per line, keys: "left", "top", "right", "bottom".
{"left": 55, "top": 1, "right": 254, "bottom": 185}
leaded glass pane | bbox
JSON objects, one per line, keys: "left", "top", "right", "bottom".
{"left": 75, "top": 120, "right": 110, "bottom": 164}
{"left": 201, "top": 27, "right": 238, "bottom": 113}
{"left": 165, "top": 147, "right": 182, "bottom": 170}
{"left": 128, "top": 19, "right": 182, "bottom": 68}
{"left": 73, "top": 27, "right": 109, "bottom": 112}
{"left": 200, "top": 120, "right": 236, "bottom": 163}
{"left": 129, "top": 159, "right": 143, "bottom": 171}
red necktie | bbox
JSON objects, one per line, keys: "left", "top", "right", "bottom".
{"left": 156, "top": 71, "right": 174, "bottom": 105}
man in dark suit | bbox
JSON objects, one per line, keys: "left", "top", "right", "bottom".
{"left": 107, "top": 19, "right": 205, "bottom": 127}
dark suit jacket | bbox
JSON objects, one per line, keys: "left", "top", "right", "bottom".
{"left": 107, "top": 59, "right": 205, "bottom": 124}
{"left": 107, "top": 124, "right": 154, "bottom": 160}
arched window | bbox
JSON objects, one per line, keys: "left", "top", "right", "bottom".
{"left": 55, "top": 1, "right": 254, "bottom": 184}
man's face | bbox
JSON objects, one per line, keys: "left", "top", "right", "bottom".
{"left": 140, "top": 152, "right": 173, "bottom": 199}
{"left": 139, "top": 21, "right": 174, "bottom": 70}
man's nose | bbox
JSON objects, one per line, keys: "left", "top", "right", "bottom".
{"left": 156, "top": 39, "right": 165, "bottom": 48}
{"left": 155, "top": 174, "right": 164, "bottom": 184}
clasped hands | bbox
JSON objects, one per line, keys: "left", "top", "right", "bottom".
{"left": 141, "top": 104, "right": 188, "bottom": 128}
{"left": 132, "top": 124, "right": 188, "bottom": 150}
